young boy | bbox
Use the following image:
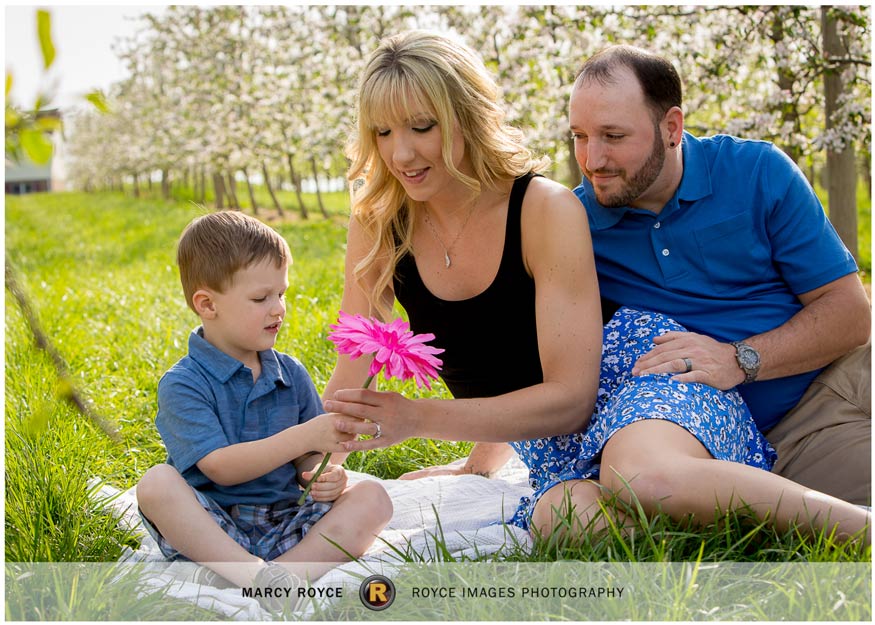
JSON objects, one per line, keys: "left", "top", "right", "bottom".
{"left": 136, "top": 210, "right": 392, "bottom": 608}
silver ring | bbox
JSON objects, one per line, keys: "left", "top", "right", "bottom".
{"left": 683, "top": 357, "right": 693, "bottom": 373}
{"left": 374, "top": 422, "right": 382, "bottom": 439}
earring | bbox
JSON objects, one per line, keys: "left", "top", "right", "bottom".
{"left": 669, "top": 141, "right": 676, "bottom": 147}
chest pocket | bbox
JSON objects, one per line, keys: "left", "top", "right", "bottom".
{"left": 240, "top": 392, "right": 300, "bottom": 442}
{"left": 692, "top": 213, "right": 772, "bottom": 293}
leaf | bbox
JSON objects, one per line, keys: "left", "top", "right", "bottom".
{"left": 5, "top": 106, "right": 21, "bottom": 129}
{"left": 37, "top": 9, "right": 56, "bottom": 70}
{"left": 5, "top": 71, "right": 12, "bottom": 98}
{"left": 85, "top": 90, "right": 110, "bottom": 114}
{"left": 19, "top": 127, "right": 53, "bottom": 164}
{"left": 35, "top": 115, "right": 62, "bottom": 133}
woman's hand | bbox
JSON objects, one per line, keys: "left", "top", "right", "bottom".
{"left": 303, "top": 413, "right": 358, "bottom": 453}
{"left": 399, "top": 463, "right": 470, "bottom": 480}
{"left": 325, "top": 389, "right": 419, "bottom": 452}
{"left": 299, "top": 463, "right": 348, "bottom": 502}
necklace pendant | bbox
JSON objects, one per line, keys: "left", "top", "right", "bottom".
{"left": 444, "top": 251, "right": 451, "bottom": 268}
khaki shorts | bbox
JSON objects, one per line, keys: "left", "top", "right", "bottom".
{"left": 765, "top": 342, "right": 871, "bottom": 505}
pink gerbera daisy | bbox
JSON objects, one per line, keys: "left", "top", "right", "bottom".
{"left": 327, "top": 311, "right": 444, "bottom": 389}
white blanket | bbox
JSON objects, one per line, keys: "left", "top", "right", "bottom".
{"left": 97, "top": 456, "right": 534, "bottom": 619}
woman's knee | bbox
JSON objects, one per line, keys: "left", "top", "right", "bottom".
{"left": 601, "top": 445, "right": 690, "bottom": 508}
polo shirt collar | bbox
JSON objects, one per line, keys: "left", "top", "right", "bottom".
{"left": 187, "top": 327, "right": 289, "bottom": 387}
{"left": 582, "top": 183, "right": 625, "bottom": 231}
{"left": 584, "top": 131, "right": 712, "bottom": 230}
{"left": 677, "top": 131, "right": 712, "bottom": 203}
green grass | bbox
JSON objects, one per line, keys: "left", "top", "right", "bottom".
{"left": 4, "top": 190, "right": 870, "bottom": 574}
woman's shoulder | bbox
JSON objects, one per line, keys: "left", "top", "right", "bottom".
{"left": 522, "top": 175, "right": 586, "bottom": 220}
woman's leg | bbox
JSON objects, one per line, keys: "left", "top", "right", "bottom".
{"left": 599, "top": 420, "right": 871, "bottom": 543}
{"left": 530, "top": 479, "right": 605, "bottom": 539}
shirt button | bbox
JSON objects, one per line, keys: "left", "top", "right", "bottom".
{"left": 662, "top": 249, "right": 670, "bottom": 256}
{"left": 654, "top": 222, "right": 661, "bottom": 229}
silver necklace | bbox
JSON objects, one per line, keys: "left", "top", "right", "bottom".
{"left": 422, "top": 204, "right": 476, "bottom": 268}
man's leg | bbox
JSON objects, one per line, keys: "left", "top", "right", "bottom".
{"left": 766, "top": 342, "right": 871, "bottom": 505}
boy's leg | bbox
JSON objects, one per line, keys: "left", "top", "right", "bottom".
{"left": 273, "top": 480, "right": 392, "bottom": 579}
{"left": 136, "top": 464, "right": 264, "bottom": 586}
{"left": 766, "top": 342, "right": 871, "bottom": 505}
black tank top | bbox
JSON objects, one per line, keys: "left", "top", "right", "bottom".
{"left": 393, "top": 173, "right": 542, "bottom": 398}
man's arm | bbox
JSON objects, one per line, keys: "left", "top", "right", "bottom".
{"left": 633, "top": 273, "right": 870, "bottom": 389}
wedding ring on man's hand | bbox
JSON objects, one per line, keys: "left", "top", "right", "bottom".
{"left": 682, "top": 357, "right": 693, "bottom": 373}
{"left": 374, "top": 422, "right": 382, "bottom": 439}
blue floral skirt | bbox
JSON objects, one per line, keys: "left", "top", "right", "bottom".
{"left": 507, "top": 306, "right": 776, "bottom": 529}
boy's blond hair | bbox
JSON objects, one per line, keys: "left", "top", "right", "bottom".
{"left": 177, "top": 210, "right": 291, "bottom": 312}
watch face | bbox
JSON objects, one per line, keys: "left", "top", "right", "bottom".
{"left": 738, "top": 346, "right": 760, "bottom": 368}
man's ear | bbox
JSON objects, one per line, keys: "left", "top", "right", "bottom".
{"left": 192, "top": 289, "right": 217, "bottom": 319}
{"left": 663, "top": 106, "right": 684, "bottom": 147}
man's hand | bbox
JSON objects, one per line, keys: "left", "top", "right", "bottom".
{"left": 299, "top": 463, "right": 348, "bottom": 502}
{"left": 632, "top": 331, "right": 745, "bottom": 390}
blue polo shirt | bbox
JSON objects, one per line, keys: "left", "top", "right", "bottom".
{"left": 156, "top": 328, "right": 324, "bottom": 507}
{"left": 574, "top": 132, "right": 857, "bottom": 431}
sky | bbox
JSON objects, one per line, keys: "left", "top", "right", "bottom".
{"left": 4, "top": 4, "right": 166, "bottom": 111}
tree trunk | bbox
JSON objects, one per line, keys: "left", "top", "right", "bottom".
{"left": 194, "top": 167, "right": 202, "bottom": 203}
{"left": 161, "top": 169, "right": 171, "bottom": 201}
{"left": 310, "top": 156, "right": 329, "bottom": 218}
{"left": 199, "top": 166, "right": 207, "bottom": 204}
{"left": 226, "top": 172, "right": 241, "bottom": 210}
{"left": 566, "top": 136, "right": 580, "bottom": 187}
{"left": 822, "top": 7, "right": 858, "bottom": 260}
{"left": 213, "top": 172, "right": 226, "bottom": 209}
{"left": 769, "top": 16, "right": 802, "bottom": 164}
{"left": 286, "top": 153, "right": 309, "bottom": 220}
{"left": 242, "top": 167, "right": 259, "bottom": 215}
{"left": 262, "top": 161, "right": 284, "bottom": 216}
{"left": 132, "top": 173, "right": 140, "bottom": 198}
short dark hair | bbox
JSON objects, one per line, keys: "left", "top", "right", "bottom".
{"left": 574, "top": 45, "right": 682, "bottom": 121}
{"left": 177, "top": 210, "right": 291, "bottom": 312}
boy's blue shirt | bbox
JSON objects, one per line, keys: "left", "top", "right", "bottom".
{"left": 575, "top": 132, "right": 857, "bottom": 431}
{"left": 156, "top": 327, "right": 323, "bottom": 507}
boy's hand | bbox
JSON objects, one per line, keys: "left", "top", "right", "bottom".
{"left": 305, "top": 413, "right": 356, "bottom": 453}
{"left": 299, "top": 463, "right": 347, "bottom": 502}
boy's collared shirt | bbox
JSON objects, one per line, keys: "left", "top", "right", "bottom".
{"left": 576, "top": 132, "right": 857, "bottom": 431}
{"left": 156, "top": 327, "right": 323, "bottom": 507}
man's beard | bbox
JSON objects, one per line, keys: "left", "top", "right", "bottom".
{"left": 589, "top": 127, "right": 665, "bottom": 208}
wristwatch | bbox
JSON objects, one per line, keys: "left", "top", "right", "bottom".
{"left": 730, "top": 341, "right": 761, "bottom": 384}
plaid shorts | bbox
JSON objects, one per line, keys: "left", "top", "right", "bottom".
{"left": 139, "top": 487, "right": 333, "bottom": 562}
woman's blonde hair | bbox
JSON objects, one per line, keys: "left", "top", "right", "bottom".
{"left": 346, "top": 29, "right": 548, "bottom": 318}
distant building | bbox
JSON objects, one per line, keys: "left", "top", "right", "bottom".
{"left": 5, "top": 109, "right": 62, "bottom": 194}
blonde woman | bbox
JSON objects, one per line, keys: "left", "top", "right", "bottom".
{"left": 323, "top": 30, "right": 868, "bottom": 543}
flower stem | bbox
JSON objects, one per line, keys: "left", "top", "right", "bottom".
{"left": 296, "top": 374, "right": 376, "bottom": 506}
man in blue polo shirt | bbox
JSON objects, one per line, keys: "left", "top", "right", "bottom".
{"left": 569, "top": 44, "right": 871, "bottom": 505}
